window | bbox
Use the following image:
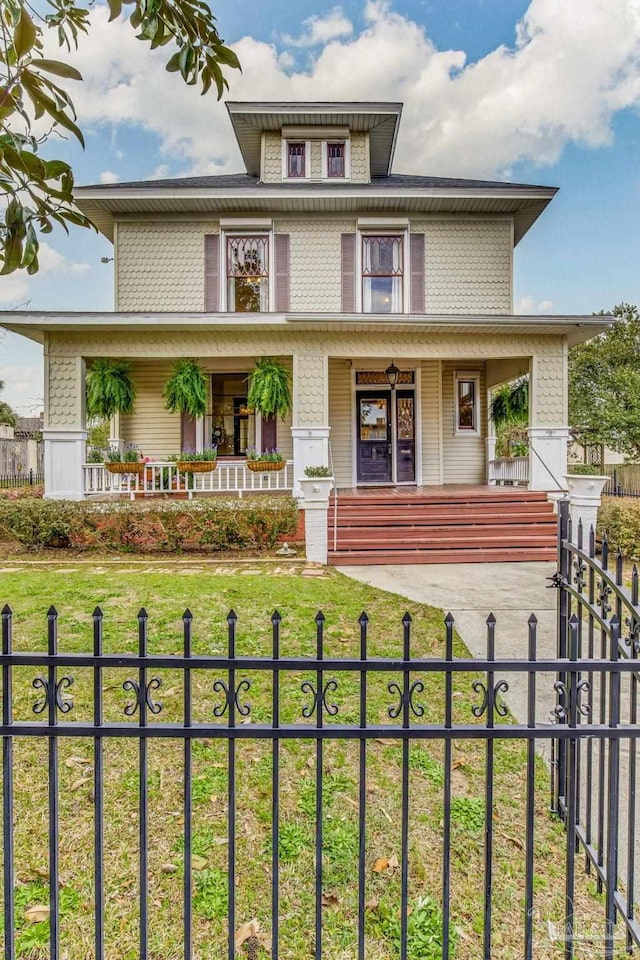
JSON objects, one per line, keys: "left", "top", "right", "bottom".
{"left": 362, "top": 235, "right": 404, "bottom": 313}
{"left": 455, "top": 373, "right": 480, "bottom": 435}
{"left": 226, "top": 236, "right": 269, "bottom": 312}
{"left": 327, "top": 142, "right": 345, "bottom": 178}
{"left": 287, "top": 142, "right": 306, "bottom": 178}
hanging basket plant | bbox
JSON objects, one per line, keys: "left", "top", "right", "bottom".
{"left": 246, "top": 357, "right": 292, "bottom": 421}
{"left": 86, "top": 359, "right": 135, "bottom": 420}
{"left": 163, "top": 358, "right": 208, "bottom": 419}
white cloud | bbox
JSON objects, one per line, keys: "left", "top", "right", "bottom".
{"left": 0, "top": 360, "right": 43, "bottom": 415}
{"left": 515, "top": 296, "right": 555, "bottom": 313}
{"left": 100, "top": 170, "right": 120, "bottom": 184}
{"left": 0, "top": 273, "right": 29, "bottom": 307}
{"left": 37, "top": 0, "right": 640, "bottom": 181}
{"left": 282, "top": 7, "right": 354, "bottom": 47}
{"left": 0, "top": 243, "right": 90, "bottom": 307}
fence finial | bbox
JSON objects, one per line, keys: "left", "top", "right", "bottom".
{"left": 183, "top": 608, "right": 193, "bottom": 621}
{"left": 271, "top": 609, "right": 281, "bottom": 624}
{"left": 358, "top": 611, "right": 369, "bottom": 625}
{"left": 1, "top": 603, "right": 11, "bottom": 616}
{"left": 92, "top": 606, "right": 103, "bottom": 619}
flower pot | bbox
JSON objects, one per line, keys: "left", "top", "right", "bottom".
{"left": 298, "top": 476, "right": 334, "bottom": 501}
{"left": 177, "top": 460, "right": 218, "bottom": 473}
{"left": 105, "top": 461, "right": 145, "bottom": 476}
{"left": 246, "top": 460, "right": 285, "bottom": 472}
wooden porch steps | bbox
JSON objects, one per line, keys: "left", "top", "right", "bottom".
{"left": 327, "top": 488, "right": 557, "bottom": 565}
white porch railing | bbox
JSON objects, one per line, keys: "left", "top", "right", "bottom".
{"left": 83, "top": 460, "right": 294, "bottom": 498}
{"left": 488, "top": 456, "right": 529, "bottom": 486}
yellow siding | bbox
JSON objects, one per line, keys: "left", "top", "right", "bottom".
{"left": 420, "top": 360, "right": 441, "bottom": 484}
{"left": 350, "top": 133, "right": 369, "bottom": 182}
{"left": 441, "top": 361, "right": 487, "bottom": 484}
{"left": 275, "top": 219, "right": 356, "bottom": 313}
{"left": 262, "top": 132, "right": 281, "bottom": 182}
{"left": 328, "top": 358, "right": 352, "bottom": 487}
{"left": 121, "top": 360, "right": 180, "bottom": 458}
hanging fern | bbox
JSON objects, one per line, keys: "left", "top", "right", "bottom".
{"left": 246, "top": 357, "right": 292, "bottom": 421}
{"left": 86, "top": 359, "right": 135, "bottom": 420}
{"left": 163, "top": 358, "right": 208, "bottom": 418}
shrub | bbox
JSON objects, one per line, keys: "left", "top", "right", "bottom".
{"left": 598, "top": 497, "right": 640, "bottom": 559}
{"left": 0, "top": 497, "right": 299, "bottom": 552}
{"left": 0, "top": 484, "right": 44, "bottom": 500}
{"left": 304, "top": 466, "right": 332, "bottom": 478}
{"left": 568, "top": 464, "right": 603, "bottom": 476}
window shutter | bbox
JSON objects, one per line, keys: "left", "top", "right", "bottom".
{"left": 181, "top": 414, "right": 197, "bottom": 452}
{"left": 261, "top": 415, "right": 277, "bottom": 452}
{"left": 204, "top": 234, "right": 220, "bottom": 311}
{"left": 274, "top": 234, "right": 290, "bottom": 312}
{"left": 410, "top": 233, "right": 425, "bottom": 313}
{"left": 341, "top": 233, "right": 356, "bottom": 312}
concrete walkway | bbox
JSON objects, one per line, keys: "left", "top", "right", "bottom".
{"left": 338, "top": 561, "right": 558, "bottom": 726}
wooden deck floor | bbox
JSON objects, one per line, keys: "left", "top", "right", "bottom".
{"left": 335, "top": 484, "right": 534, "bottom": 499}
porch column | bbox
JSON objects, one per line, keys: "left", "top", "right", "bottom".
{"left": 109, "top": 413, "right": 123, "bottom": 452}
{"left": 43, "top": 355, "right": 87, "bottom": 500}
{"left": 528, "top": 351, "right": 569, "bottom": 493}
{"left": 291, "top": 354, "right": 330, "bottom": 497}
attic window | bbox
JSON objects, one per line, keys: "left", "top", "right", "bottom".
{"left": 287, "top": 142, "right": 306, "bottom": 178}
{"left": 327, "top": 142, "right": 345, "bottom": 178}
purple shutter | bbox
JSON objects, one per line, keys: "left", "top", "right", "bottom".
{"left": 274, "top": 234, "right": 290, "bottom": 312}
{"left": 410, "top": 233, "right": 425, "bottom": 313}
{"left": 341, "top": 233, "right": 356, "bottom": 312}
{"left": 261, "top": 415, "right": 277, "bottom": 453}
{"left": 181, "top": 414, "right": 197, "bottom": 453}
{"left": 204, "top": 234, "right": 220, "bottom": 311}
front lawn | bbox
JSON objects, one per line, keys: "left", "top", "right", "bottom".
{"left": 0, "top": 562, "right": 606, "bottom": 959}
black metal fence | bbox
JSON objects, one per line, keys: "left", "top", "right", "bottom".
{"left": 604, "top": 467, "right": 640, "bottom": 498}
{"left": 555, "top": 497, "right": 640, "bottom": 956}
{"left": 1, "top": 582, "right": 639, "bottom": 959}
{"left": 0, "top": 469, "right": 43, "bottom": 489}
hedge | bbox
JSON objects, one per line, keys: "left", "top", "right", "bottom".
{"left": 598, "top": 497, "right": 640, "bottom": 560}
{"left": 0, "top": 497, "right": 300, "bottom": 552}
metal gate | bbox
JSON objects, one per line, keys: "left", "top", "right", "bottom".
{"left": 0, "top": 504, "right": 639, "bottom": 959}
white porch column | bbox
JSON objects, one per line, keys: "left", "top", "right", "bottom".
{"left": 565, "top": 474, "right": 609, "bottom": 543}
{"left": 108, "top": 413, "right": 123, "bottom": 452}
{"left": 299, "top": 477, "right": 333, "bottom": 564}
{"left": 43, "top": 355, "right": 87, "bottom": 500}
{"left": 528, "top": 426, "right": 570, "bottom": 492}
{"left": 291, "top": 354, "right": 330, "bottom": 498}
{"left": 486, "top": 436, "right": 497, "bottom": 484}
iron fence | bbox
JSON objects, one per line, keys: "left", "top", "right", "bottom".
{"left": 0, "top": 470, "right": 43, "bottom": 489}
{"left": 0, "top": 591, "right": 638, "bottom": 960}
{"left": 604, "top": 467, "right": 640, "bottom": 498}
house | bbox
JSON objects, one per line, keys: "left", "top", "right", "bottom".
{"left": 2, "top": 101, "right": 612, "bottom": 562}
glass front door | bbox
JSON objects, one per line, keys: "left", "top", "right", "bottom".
{"left": 357, "top": 395, "right": 391, "bottom": 483}
{"left": 356, "top": 387, "right": 417, "bottom": 485}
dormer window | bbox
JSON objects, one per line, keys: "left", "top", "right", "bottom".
{"left": 327, "top": 142, "right": 345, "bottom": 178}
{"left": 287, "top": 142, "right": 306, "bottom": 178}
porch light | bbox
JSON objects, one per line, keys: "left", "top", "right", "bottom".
{"left": 385, "top": 361, "right": 400, "bottom": 390}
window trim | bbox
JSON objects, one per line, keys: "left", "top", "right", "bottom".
{"left": 222, "top": 231, "right": 273, "bottom": 313}
{"left": 357, "top": 230, "right": 408, "bottom": 315}
{"left": 321, "top": 139, "right": 351, "bottom": 179}
{"left": 282, "top": 140, "right": 310, "bottom": 180}
{"left": 454, "top": 371, "right": 481, "bottom": 437}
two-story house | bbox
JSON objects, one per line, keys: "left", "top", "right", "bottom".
{"left": 2, "top": 101, "right": 611, "bottom": 562}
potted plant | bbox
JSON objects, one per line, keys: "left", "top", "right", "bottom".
{"left": 86, "top": 360, "right": 135, "bottom": 420}
{"left": 163, "top": 358, "right": 208, "bottom": 418}
{"left": 246, "top": 358, "right": 292, "bottom": 421}
{"left": 177, "top": 449, "right": 218, "bottom": 473}
{"left": 298, "top": 465, "right": 334, "bottom": 499}
{"left": 245, "top": 447, "right": 285, "bottom": 472}
{"left": 105, "top": 448, "right": 145, "bottom": 476}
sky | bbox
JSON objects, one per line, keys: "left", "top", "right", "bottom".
{"left": 2, "top": 0, "right": 640, "bottom": 413}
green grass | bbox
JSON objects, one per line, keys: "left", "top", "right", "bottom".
{"left": 0, "top": 560, "right": 611, "bottom": 959}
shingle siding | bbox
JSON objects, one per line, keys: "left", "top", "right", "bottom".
{"left": 275, "top": 219, "right": 356, "bottom": 313}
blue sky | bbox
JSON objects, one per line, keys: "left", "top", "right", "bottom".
{"left": 2, "top": 0, "right": 640, "bottom": 412}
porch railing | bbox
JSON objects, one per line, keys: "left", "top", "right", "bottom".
{"left": 488, "top": 455, "right": 529, "bottom": 486}
{"left": 83, "top": 460, "right": 294, "bottom": 498}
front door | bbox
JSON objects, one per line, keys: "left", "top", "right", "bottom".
{"left": 357, "top": 394, "right": 392, "bottom": 483}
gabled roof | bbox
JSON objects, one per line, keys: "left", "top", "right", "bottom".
{"left": 225, "top": 101, "right": 403, "bottom": 177}
{"left": 75, "top": 173, "right": 558, "bottom": 245}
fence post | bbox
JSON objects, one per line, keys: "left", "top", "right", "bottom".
{"left": 554, "top": 497, "right": 570, "bottom": 816}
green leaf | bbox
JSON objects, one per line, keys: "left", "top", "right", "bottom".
{"left": 212, "top": 45, "right": 240, "bottom": 70}
{"left": 34, "top": 59, "right": 83, "bottom": 81}
{"left": 165, "top": 50, "right": 181, "bottom": 72}
{"left": 106, "top": 0, "right": 123, "bottom": 21}
{"left": 14, "top": 9, "right": 36, "bottom": 59}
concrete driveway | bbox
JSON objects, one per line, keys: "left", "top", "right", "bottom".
{"left": 338, "top": 561, "right": 559, "bottom": 726}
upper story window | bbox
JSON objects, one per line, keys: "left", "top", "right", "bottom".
{"left": 287, "top": 142, "right": 306, "bottom": 178}
{"left": 226, "top": 236, "right": 269, "bottom": 312}
{"left": 327, "top": 142, "right": 345, "bottom": 178}
{"left": 362, "top": 235, "right": 404, "bottom": 313}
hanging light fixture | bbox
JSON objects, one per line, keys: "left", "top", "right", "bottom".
{"left": 385, "top": 361, "right": 400, "bottom": 390}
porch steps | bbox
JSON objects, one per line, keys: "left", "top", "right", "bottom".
{"left": 327, "top": 489, "right": 557, "bottom": 565}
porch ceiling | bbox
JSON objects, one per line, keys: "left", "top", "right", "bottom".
{"left": 1, "top": 311, "right": 613, "bottom": 346}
